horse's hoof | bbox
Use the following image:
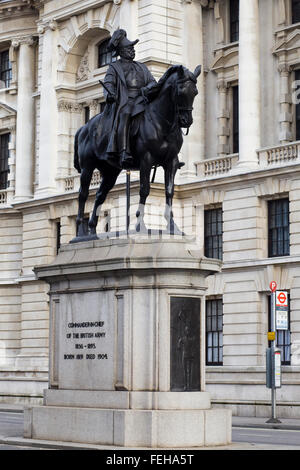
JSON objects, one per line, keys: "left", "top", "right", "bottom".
{"left": 166, "top": 221, "right": 184, "bottom": 236}
{"left": 135, "top": 222, "right": 148, "bottom": 234}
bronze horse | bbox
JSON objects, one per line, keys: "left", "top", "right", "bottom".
{"left": 73, "top": 64, "right": 201, "bottom": 239}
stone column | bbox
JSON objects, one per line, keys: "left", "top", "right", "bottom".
{"left": 217, "top": 78, "right": 230, "bottom": 157}
{"left": 278, "top": 63, "right": 292, "bottom": 143}
{"left": 238, "top": 0, "right": 260, "bottom": 168}
{"left": 36, "top": 20, "right": 59, "bottom": 197}
{"left": 181, "top": 0, "right": 205, "bottom": 177}
{"left": 14, "top": 37, "right": 36, "bottom": 202}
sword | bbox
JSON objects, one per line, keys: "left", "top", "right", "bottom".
{"left": 99, "top": 80, "right": 115, "bottom": 99}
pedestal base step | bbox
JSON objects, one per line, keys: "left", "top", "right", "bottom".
{"left": 44, "top": 389, "right": 211, "bottom": 410}
{"left": 24, "top": 405, "right": 231, "bottom": 448}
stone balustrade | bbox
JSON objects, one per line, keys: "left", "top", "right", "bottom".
{"left": 64, "top": 170, "right": 101, "bottom": 192}
{"left": 196, "top": 141, "right": 300, "bottom": 180}
{"left": 258, "top": 142, "right": 300, "bottom": 167}
{"left": 0, "top": 190, "right": 7, "bottom": 205}
{"left": 196, "top": 154, "right": 239, "bottom": 178}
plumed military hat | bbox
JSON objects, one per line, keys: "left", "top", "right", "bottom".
{"left": 107, "top": 29, "right": 139, "bottom": 52}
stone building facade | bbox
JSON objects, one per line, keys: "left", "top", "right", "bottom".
{"left": 1, "top": 0, "right": 300, "bottom": 417}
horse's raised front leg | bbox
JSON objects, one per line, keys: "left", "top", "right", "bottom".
{"left": 136, "top": 152, "right": 152, "bottom": 233}
{"left": 164, "top": 158, "right": 183, "bottom": 235}
{"left": 89, "top": 167, "right": 121, "bottom": 235}
{"left": 76, "top": 167, "right": 93, "bottom": 237}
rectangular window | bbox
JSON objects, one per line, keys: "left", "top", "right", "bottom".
{"left": 84, "top": 106, "right": 90, "bottom": 124}
{"left": 206, "top": 299, "right": 223, "bottom": 366}
{"left": 292, "top": 0, "right": 300, "bottom": 24}
{"left": 295, "top": 70, "right": 300, "bottom": 140}
{"left": 0, "top": 133, "right": 10, "bottom": 190}
{"left": 230, "top": 0, "right": 239, "bottom": 42}
{"left": 268, "top": 295, "right": 291, "bottom": 365}
{"left": 204, "top": 207, "right": 223, "bottom": 260}
{"left": 56, "top": 221, "right": 61, "bottom": 254}
{"left": 103, "top": 210, "right": 110, "bottom": 233}
{"left": 268, "top": 198, "right": 290, "bottom": 257}
{"left": 0, "top": 50, "right": 12, "bottom": 88}
{"left": 232, "top": 85, "right": 239, "bottom": 153}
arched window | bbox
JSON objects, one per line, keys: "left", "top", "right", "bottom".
{"left": 98, "top": 38, "right": 116, "bottom": 68}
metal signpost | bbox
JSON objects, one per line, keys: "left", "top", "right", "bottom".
{"left": 266, "top": 281, "right": 287, "bottom": 423}
{"left": 126, "top": 170, "right": 131, "bottom": 235}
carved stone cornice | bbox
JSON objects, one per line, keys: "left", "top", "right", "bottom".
{"left": 0, "top": 0, "right": 39, "bottom": 19}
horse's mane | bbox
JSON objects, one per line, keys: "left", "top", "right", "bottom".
{"left": 157, "top": 65, "right": 184, "bottom": 88}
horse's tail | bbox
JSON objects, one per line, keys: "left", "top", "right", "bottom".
{"left": 74, "top": 128, "right": 81, "bottom": 173}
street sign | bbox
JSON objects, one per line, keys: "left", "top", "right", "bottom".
{"left": 275, "top": 290, "right": 289, "bottom": 330}
{"left": 276, "top": 310, "right": 288, "bottom": 330}
{"left": 274, "top": 350, "right": 282, "bottom": 388}
{"left": 266, "top": 348, "right": 282, "bottom": 389}
{"left": 276, "top": 291, "right": 288, "bottom": 307}
{"left": 270, "top": 281, "right": 277, "bottom": 292}
{"left": 268, "top": 332, "right": 275, "bottom": 341}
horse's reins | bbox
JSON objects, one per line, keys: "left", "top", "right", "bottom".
{"left": 175, "top": 77, "right": 195, "bottom": 136}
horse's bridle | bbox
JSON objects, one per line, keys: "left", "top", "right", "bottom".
{"left": 175, "top": 77, "right": 195, "bottom": 135}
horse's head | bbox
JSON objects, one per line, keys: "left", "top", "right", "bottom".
{"left": 174, "top": 65, "right": 201, "bottom": 129}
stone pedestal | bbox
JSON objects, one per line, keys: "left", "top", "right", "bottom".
{"left": 24, "top": 236, "right": 231, "bottom": 447}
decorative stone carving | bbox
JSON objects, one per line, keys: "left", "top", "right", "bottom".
{"left": 0, "top": 0, "right": 39, "bottom": 18}
{"left": 37, "top": 19, "right": 58, "bottom": 35}
{"left": 11, "top": 36, "right": 37, "bottom": 48}
{"left": 58, "top": 101, "right": 84, "bottom": 113}
{"left": 76, "top": 50, "right": 91, "bottom": 82}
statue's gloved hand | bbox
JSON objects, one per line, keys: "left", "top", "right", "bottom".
{"left": 106, "top": 93, "right": 116, "bottom": 104}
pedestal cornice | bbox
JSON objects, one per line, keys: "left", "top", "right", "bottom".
{"left": 34, "top": 237, "right": 221, "bottom": 284}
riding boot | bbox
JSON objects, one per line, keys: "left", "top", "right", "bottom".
{"left": 118, "top": 111, "right": 134, "bottom": 169}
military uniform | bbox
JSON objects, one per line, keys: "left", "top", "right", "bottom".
{"left": 102, "top": 29, "right": 157, "bottom": 168}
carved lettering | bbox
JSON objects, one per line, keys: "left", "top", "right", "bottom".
{"left": 63, "top": 320, "right": 108, "bottom": 360}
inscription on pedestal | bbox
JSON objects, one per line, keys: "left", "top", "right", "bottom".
{"left": 170, "top": 297, "right": 200, "bottom": 391}
{"left": 56, "top": 291, "right": 115, "bottom": 390}
{"left": 64, "top": 321, "right": 108, "bottom": 361}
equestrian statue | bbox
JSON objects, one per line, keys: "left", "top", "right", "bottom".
{"left": 73, "top": 29, "right": 201, "bottom": 239}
